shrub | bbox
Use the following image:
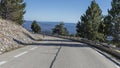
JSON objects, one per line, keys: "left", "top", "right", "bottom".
{"left": 31, "top": 20, "right": 41, "bottom": 33}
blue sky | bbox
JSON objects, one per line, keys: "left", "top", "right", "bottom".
{"left": 24, "top": 0, "right": 112, "bottom": 23}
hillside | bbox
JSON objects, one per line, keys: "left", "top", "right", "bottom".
{"left": 0, "top": 19, "right": 42, "bottom": 54}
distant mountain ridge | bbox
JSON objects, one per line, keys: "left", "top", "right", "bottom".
{"left": 23, "top": 21, "right": 76, "bottom": 34}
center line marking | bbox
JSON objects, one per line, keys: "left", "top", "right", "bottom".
{"left": 14, "top": 51, "right": 28, "bottom": 58}
{"left": 30, "top": 47, "right": 38, "bottom": 50}
{"left": 0, "top": 61, "right": 7, "bottom": 66}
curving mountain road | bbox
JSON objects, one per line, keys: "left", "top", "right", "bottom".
{"left": 0, "top": 36, "right": 119, "bottom": 68}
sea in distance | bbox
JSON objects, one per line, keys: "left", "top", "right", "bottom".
{"left": 23, "top": 21, "right": 76, "bottom": 35}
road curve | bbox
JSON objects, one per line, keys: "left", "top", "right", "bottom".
{"left": 0, "top": 36, "right": 119, "bottom": 68}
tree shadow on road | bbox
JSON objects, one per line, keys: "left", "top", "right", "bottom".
{"left": 13, "top": 38, "right": 89, "bottom": 48}
{"left": 13, "top": 38, "right": 120, "bottom": 67}
{"left": 42, "top": 39, "right": 71, "bottom": 42}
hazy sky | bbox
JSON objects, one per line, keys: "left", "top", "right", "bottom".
{"left": 24, "top": 0, "right": 112, "bottom": 23}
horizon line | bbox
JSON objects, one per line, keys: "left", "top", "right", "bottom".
{"left": 24, "top": 20, "right": 77, "bottom": 23}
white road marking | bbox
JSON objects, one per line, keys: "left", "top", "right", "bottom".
{"left": 96, "top": 51, "right": 104, "bottom": 57}
{"left": 0, "top": 61, "right": 7, "bottom": 66}
{"left": 30, "top": 47, "right": 38, "bottom": 50}
{"left": 14, "top": 51, "right": 28, "bottom": 58}
{"left": 115, "top": 65, "right": 120, "bottom": 68}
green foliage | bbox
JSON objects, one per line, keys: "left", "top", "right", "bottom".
{"left": 103, "top": 15, "right": 113, "bottom": 36}
{"left": 76, "top": 0, "right": 104, "bottom": 41}
{"left": 31, "top": 20, "right": 41, "bottom": 33}
{"left": 0, "top": 0, "right": 26, "bottom": 25}
{"left": 76, "top": 21, "right": 85, "bottom": 37}
{"left": 108, "top": 0, "right": 120, "bottom": 43}
{"left": 98, "top": 16, "right": 105, "bottom": 34}
{"left": 52, "top": 22, "right": 69, "bottom": 36}
{"left": 69, "top": 34, "right": 75, "bottom": 37}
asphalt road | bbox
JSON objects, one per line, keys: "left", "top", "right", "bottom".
{"left": 0, "top": 36, "right": 119, "bottom": 68}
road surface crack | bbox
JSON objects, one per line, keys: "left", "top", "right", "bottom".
{"left": 49, "top": 46, "right": 62, "bottom": 68}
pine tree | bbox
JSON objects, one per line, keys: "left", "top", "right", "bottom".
{"left": 108, "top": 0, "right": 120, "bottom": 44}
{"left": 31, "top": 20, "right": 41, "bottom": 33}
{"left": 103, "top": 15, "right": 113, "bottom": 36}
{"left": 76, "top": 20, "right": 86, "bottom": 37}
{"left": 52, "top": 22, "right": 69, "bottom": 36}
{"left": 0, "top": 0, "right": 26, "bottom": 25}
{"left": 98, "top": 19, "right": 105, "bottom": 34}
{"left": 76, "top": 0, "right": 104, "bottom": 41}
{"left": 76, "top": 21, "right": 82, "bottom": 37}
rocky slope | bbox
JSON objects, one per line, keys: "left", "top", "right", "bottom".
{"left": 0, "top": 19, "right": 42, "bottom": 54}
